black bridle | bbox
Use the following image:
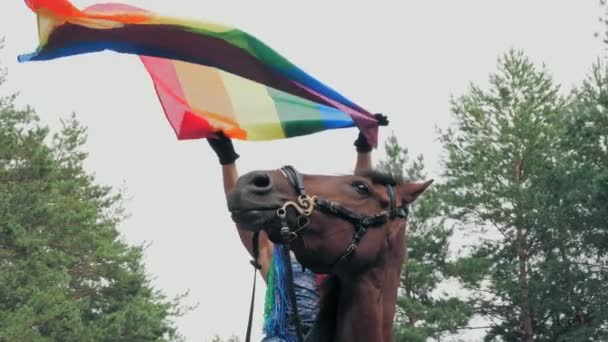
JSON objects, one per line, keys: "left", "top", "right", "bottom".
{"left": 279, "top": 165, "right": 409, "bottom": 265}
{"left": 245, "top": 165, "right": 409, "bottom": 342}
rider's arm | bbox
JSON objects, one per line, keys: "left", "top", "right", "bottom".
{"left": 353, "top": 114, "right": 389, "bottom": 173}
{"left": 355, "top": 150, "right": 372, "bottom": 172}
{"left": 208, "top": 133, "right": 274, "bottom": 281}
{"left": 353, "top": 131, "right": 374, "bottom": 173}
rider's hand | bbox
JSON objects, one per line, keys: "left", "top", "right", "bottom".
{"left": 374, "top": 113, "right": 389, "bottom": 127}
{"left": 353, "top": 113, "right": 389, "bottom": 153}
{"left": 207, "top": 131, "right": 240, "bottom": 165}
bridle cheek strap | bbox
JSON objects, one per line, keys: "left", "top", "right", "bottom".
{"left": 314, "top": 184, "right": 408, "bottom": 265}
{"left": 280, "top": 165, "right": 306, "bottom": 196}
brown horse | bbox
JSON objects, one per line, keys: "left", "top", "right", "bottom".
{"left": 227, "top": 165, "right": 432, "bottom": 342}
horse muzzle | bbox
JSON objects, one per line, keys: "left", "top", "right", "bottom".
{"left": 226, "top": 170, "right": 290, "bottom": 231}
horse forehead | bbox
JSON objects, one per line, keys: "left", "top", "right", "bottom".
{"left": 301, "top": 173, "right": 353, "bottom": 188}
{"left": 301, "top": 173, "right": 390, "bottom": 189}
{"left": 274, "top": 170, "right": 389, "bottom": 202}
{"left": 303, "top": 173, "right": 352, "bottom": 181}
{"left": 302, "top": 174, "right": 390, "bottom": 200}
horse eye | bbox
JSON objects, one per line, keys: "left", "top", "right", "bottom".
{"left": 352, "top": 181, "right": 371, "bottom": 195}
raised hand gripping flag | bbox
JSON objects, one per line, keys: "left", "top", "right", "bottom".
{"left": 19, "top": 0, "right": 382, "bottom": 146}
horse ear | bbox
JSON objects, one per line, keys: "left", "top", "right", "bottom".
{"left": 397, "top": 179, "right": 434, "bottom": 204}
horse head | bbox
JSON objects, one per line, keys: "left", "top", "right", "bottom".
{"left": 227, "top": 165, "right": 432, "bottom": 275}
{"left": 227, "top": 165, "right": 432, "bottom": 342}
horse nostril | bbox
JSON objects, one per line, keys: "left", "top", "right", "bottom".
{"left": 250, "top": 172, "right": 272, "bottom": 192}
{"left": 253, "top": 174, "right": 270, "bottom": 187}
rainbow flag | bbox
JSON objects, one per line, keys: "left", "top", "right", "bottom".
{"left": 18, "top": 0, "right": 381, "bottom": 146}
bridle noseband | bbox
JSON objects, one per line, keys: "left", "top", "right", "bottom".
{"left": 278, "top": 165, "right": 409, "bottom": 266}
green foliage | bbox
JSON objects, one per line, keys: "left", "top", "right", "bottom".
{"left": 559, "top": 60, "right": 608, "bottom": 252}
{"left": 209, "top": 334, "right": 240, "bottom": 342}
{"left": 379, "top": 134, "right": 472, "bottom": 342}
{"left": 0, "top": 50, "right": 186, "bottom": 341}
{"left": 597, "top": 0, "right": 608, "bottom": 43}
{"left": 439, "top": 49, "right": 608, "bottom": 341}
{"left": 544, "top": 59, "right": 608, "bottom": 340}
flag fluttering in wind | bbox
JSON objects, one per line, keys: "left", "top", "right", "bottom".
{"left": 19, "top": 0, "right": 381, "bottom": 146}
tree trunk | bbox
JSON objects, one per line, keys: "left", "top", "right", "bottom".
{"left": 517, "top": 228, "right": 534, "bottom": 342}
{"left": 514, "top": 156, "right": 534, "bottom": 342}
{"left": 558, "top": 245, "right": 586, "bottom": 328}
{"left": 405, "top": 268, "right": 417, "bottom": 325}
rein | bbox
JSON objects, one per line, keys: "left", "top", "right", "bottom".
{"left": 245, "top": 165, "right": 409, "bottom": 342}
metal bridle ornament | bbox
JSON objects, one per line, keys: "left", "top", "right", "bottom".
{"left": 276, "top": 193, "right": 316, "bottom": 243}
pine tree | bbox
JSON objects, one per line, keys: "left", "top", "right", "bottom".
{"left": 0, "top": 42, "right": 188, "bottom": 341}
{"left": 379, "top": 133, "right": 472, "bottom": 342}
{"left": 537, "top": 59, "right": 608, "bottom": 340}
{"left": 440, "top": 49, "right": 608, "bottom": 341}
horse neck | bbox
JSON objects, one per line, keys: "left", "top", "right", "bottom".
{"left": 333, "top": 228, "right": 406, "bottom": 342}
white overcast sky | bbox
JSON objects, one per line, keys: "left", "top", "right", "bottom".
{"left": 0, "top": 1, "right": 605, "bottom": 341}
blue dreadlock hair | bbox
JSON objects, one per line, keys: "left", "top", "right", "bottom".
{"left": 262, "top": 244, "right": 296, "bottom": 341}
